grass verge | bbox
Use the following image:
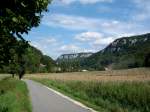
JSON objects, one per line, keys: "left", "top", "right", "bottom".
{"left": 0, "top": 77, "right": 32, "bottom": 112}
{"left": 32, "top": 78, "right": 150, "bottom": 112}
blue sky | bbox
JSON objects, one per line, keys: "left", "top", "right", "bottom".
{"left": 24, "top": 0, "right": 150, "bottom": 59}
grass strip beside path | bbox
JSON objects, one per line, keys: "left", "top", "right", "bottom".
{"left": 32, "top": 78, "right": 150, "bottom": 112}
{"left": 0, "top": 77, "right": 32, "bottom": 112}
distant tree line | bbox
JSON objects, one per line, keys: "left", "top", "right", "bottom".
{"left": 57, "top": 59, "right": 81, "bottom": 72}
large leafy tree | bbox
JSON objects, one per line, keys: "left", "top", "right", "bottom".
{"left": 0, "top": 0, "right": 50, "bottom": 36}
{"left": 0, "top": 0, "right": 51, "bottom": 79}
{"left": 0, "top": 34, "right": 17, "bottom": 67}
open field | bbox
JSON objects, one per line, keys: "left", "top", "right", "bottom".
{"left": 27, "top": 68, "right": 150, "bottom": 112}
{"left": 0, "top": 77, "right": 32, "bottom": 112}
{"left": 0, "top": 74, "right": 11, "bottom": 80}
{"left": 26, "top": 68, "right": 150, "bottom": 82}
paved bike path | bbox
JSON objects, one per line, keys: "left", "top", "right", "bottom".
{"left": 24, "top": 79, "right": 94, "bottom": 112}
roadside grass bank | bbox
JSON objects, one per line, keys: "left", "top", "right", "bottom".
{"left": 32, "top": 78, "right": 150, "bottom": 112}
{"left": 0, "top": 77, "right": 32, "bottom": 112}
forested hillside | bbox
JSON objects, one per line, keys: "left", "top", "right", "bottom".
{"left": 0, "top": 44, "right": 56, "bottom": 73}
{"left": 82, "top": 33, "right": 150, "bottom": 70}
{"left": 24, "top": 46, "right": 56, "bottom": 73}
{"left": 56, "top": 52, "right": 93, "bottom": 72}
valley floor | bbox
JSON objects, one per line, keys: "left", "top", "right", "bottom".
{"left": 0, "top": 68, "right": 149, "bottom": 112}
{"left": 26, "top": 67, "right": 150, "bottom": 112}
{"left": 25, "top": 67, "right": 150, "bottom": 82}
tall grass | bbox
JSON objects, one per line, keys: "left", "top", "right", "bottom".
{"left": 33, "top": 78, "right": 150, "bottom": 112}
{"left": 25, "top": 67, "right": 150, "bottom": 82}
{"left": 0, "top": 78, "right": 32, "bottom": 112}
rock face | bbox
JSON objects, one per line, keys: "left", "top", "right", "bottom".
{"left": 57, "top": 52, "right": 93, "bottom": 60}
{"left": 102, "top": 33, "right": 150, "bottom": 54}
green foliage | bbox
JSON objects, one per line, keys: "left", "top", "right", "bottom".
{"left": 58, "top": 59, "right": 81, "bottom": 72}
{"left": 56, "top": 53, "right": 93, "bottom": 72}
{"left": 34, "top": 79, "right": 150, "bottom": 112}
{"left": 24, "top": 46, "right": 56, "bottom": 73}
{"left": 0, "top": 0, "right": 51, "bottom": 78}
{"left": 0, "top": 78, "right": 32, "bottom": 112}
{"left": 24, "top": 46, "right": 42, "bottom": 73}
{"left": 0, "top": 44, "right": 56, "bottom": 74}
{"left": 0, "top": 0, "right": 51, "bottom": 35}
{"left": 0, "top": 34, "right": 17, "bottom": 67}
{"left": 41, "top": 55, "right": 56, "bottom": 72}
{"left": 0, "top": 34, "right": 28, "bottom": 79}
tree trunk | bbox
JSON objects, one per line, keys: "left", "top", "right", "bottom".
{"left": 19, "top": 74, "right": 22, "bottom": 79}
{"left": 18, "top": 66, "right": 25, "bottom": 80}
{"left": 12, "top": 74, "right": 14, "bottom": 78}
{"left": 145, "top": 53, "right": 150, "bottom": 67}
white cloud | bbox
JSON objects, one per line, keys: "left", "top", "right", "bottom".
{"left": 57, "top": 44, "right": 81, "bottom": 53}
{"left": 75, "top": 31, "right": 114, "bottom": 49}
{"left": 29, "top": 36, "right": 60, "bottom": 58}
{"left": 56, "top": 0, "right": 113, "bottom": 5}
{"left": 57, "top": 44, "right": 97, "bottom": 55}
{"left": 34, "top": 37, "right": 58, "bottom": 46}
{"left": 42, "top": 13, "right": 101, "bottom": 30}
{"left": 75, "top": 32, "right": 103, "bottom": 41}
{"left": 42, "top": 13, "right": 139, "bottom": 35}
{"left": 93, "top": 36, "right": 114, "bottom": 45}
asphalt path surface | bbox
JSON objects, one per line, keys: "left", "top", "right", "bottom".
{"left": 24, "top": 79, "right": 93, "bottom": 112}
